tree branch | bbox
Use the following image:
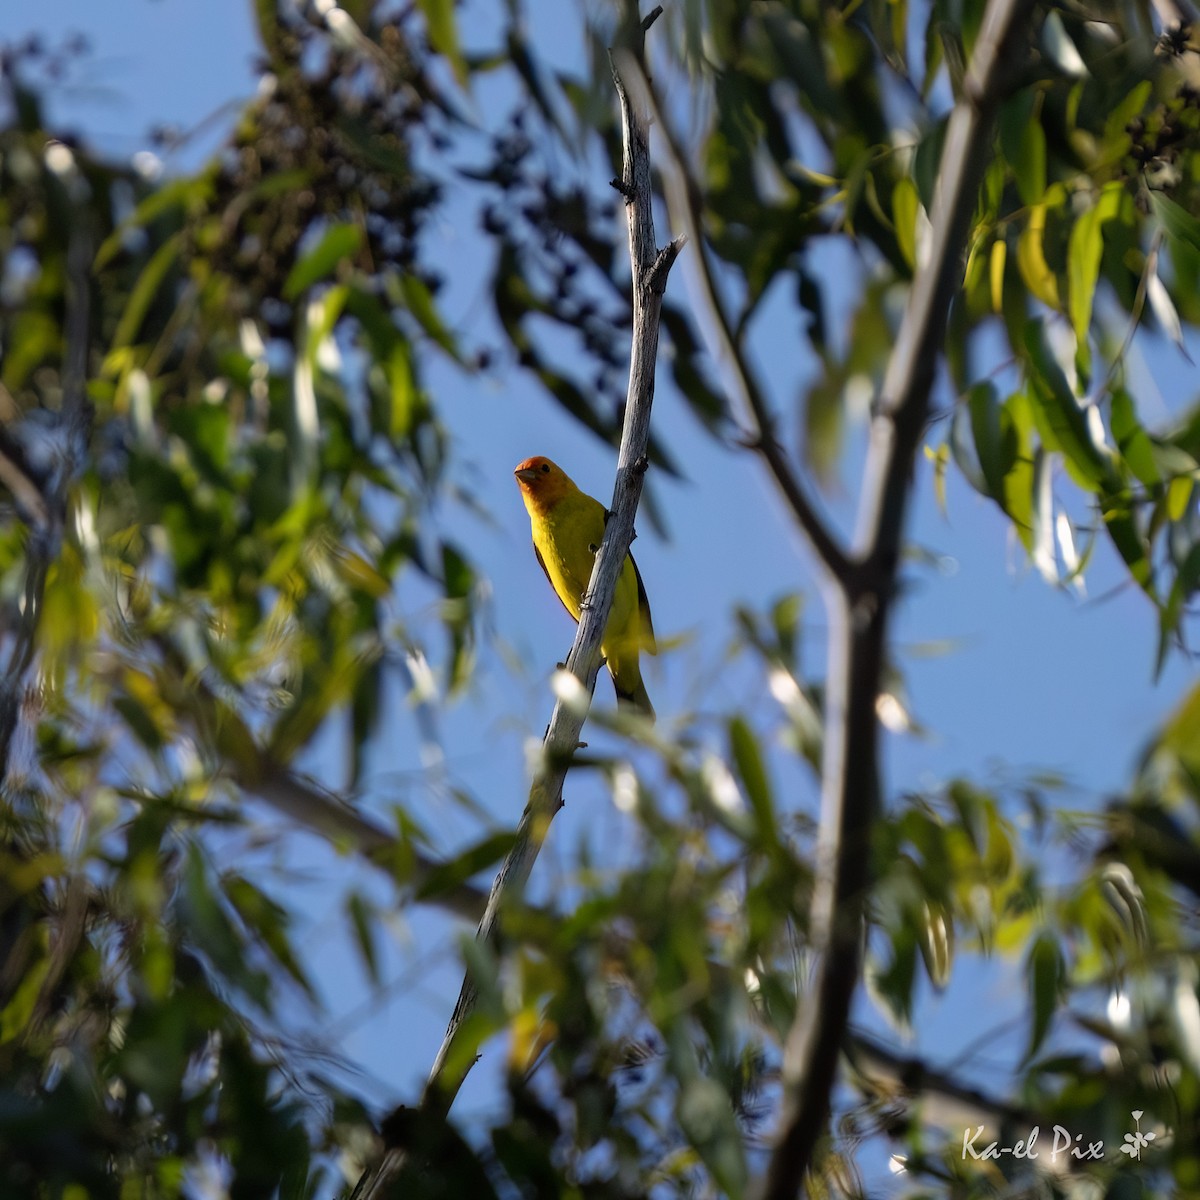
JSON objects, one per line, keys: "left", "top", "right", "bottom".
{"left": 349, "top": 16, "right": 682, "bottom": 1198}
{"left": 761, "top": 2, "right": 1038, "bottom": 1196}
{"left": 845, "top": 1031, "right": 1039, "bottom": 1138}
{"left": 145, "top": 636, "right": 492, "bottom": 923}
{"left": 634, "top": 65, "right": 853, "bottom": 589}
{"left": 247, "top": 762, "right": 489, "bottom": 922}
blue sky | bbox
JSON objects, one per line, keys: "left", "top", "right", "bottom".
{"left": 4, "top": 0, "right": 1194, "bottom": 1187}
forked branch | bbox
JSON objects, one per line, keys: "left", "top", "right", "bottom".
{"left": 761, "top": 1, "right": 1038, "bottom": 1196}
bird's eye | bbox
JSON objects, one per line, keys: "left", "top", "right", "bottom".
{"left": 540, "top": 463, "right": 550, "bottom": 473}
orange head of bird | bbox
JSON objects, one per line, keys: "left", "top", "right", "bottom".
{"left": 514, "top": 456, "right": 575, "bottom": 512}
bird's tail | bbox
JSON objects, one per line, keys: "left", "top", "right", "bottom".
{"left": 614, "top": 676, "right": 655, "bottom": 724}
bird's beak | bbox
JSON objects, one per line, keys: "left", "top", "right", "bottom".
{"left": 514, "top": 467, "right": 538, "bottom": 484}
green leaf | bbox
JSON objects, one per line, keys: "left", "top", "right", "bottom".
{"left": 334, "top": 113, "right": 413, "bottom": 180}
{"left": 918, "top": 903, "right": 953, "bottom": 989}
{"left": 1150, "top": 191, "right": 1200, "bottom": 256}
{"left": 950, "top": 399, "right": 988, "bottom": 496}
{"left": 1067, "top": 183, "right": 1123, "bottom": 383}
{"left": 912, "top": 117, "right": 947, "bottom": 212}
{"left": 0, "top": 956, "right": 50, "bottom": 1044}
{"left": 114, "top": 695, "right": 166, "bottom": 752}
{"left": 224, "top": 875, "right": 316, "bottom": 1001}
{"left": 255, "top": 0, "right": 286, "bottom": 63}
{"left": 1030, "top": 447, "right": 1056, "bottom": 583}
{"left": 283, "top": 222, "right": 363, "bottom": 300}
{"left": 1104, "top": 503, "right": 1152, "bottom": 597}
{"left": 1110, "top": 390, "right": 1160, "bottom": 488}
{"left": 999, "top": 90, "right": 1045, "bottom": 207}
{"left": 181, "top": 845, "right": 270, "bottom": 1010}
{"left": 385, "top": 342, "right": 419, "bottom": 439}
{"left": 1022, "top": 322, "right": 1110, "bottom": 490}
{"left": 116, "top": 996, "right": 190, "bottom": 1110}
{"left": 870, "top": 922, "right": 919, "bottom": 1029}
{"left": 892, "top": 176, "right": 920, "bottom": 271}
{"left": 1025, "top": 931, "right": 1064, "bottom": 1060}
{"left": 1, "top": 309, "right": 57, "bottom": 391}
{"left": 989, "top": 238, "right": 1006, "bottom": 314}
{"left": 1167, "top": 473, "right": 1194, "bottom": 521}
{"left": 417, "top": 0, "right": 469, "bottom": 87}
{"left": 1016, "top": 200, "right": 1062, "bottom": 310}
{"left": 110, "top": 235, "right": 182, "bottom": 352}
{"left": 414, "top": 831, "right": 516, "bottom": 901}
{"left": 729, "top": 717, "right": 775, "bottom": 844}
{"left": 1161, "top": 680, "right": 1200, "bottom": 775}
{"left": 346, "top": 893, "right": 381, "bottom": 986}
{"left": 1067, "top": 205, "right": 1101, "bottom": 380}
{"left": 94, "top": 176, "right": 213, "bottom": 269}
{"left": 662, "top": 303, "right": 729, "bottom": 432}
{"left": 1158, "top": 542, "right": 1200, "bottom": 676}
{"left": 398, "top": 273, "right": 461, "bottom": 362}
{"left": 442, "top": 541, "right": 474, "bottom": 601}
{"left": 967, "top": 382, "right": 1017, "bottom": 502}
{"left": 803, "top": 370, "right": 845, "bottom": 482}
{"left": 492, "top": 1124, "right": 560, "bottom": 1197}
{"left": 770, "top": 592, "right": 802, "bottom": 665}
{"left": 1002, "top": 390, "right": 1037, "bottom": 550}
{"left": 1103, "top": 81, "right": 1152, "bottom": 157}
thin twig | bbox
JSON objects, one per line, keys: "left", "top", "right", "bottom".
{"left": 635, "top": 65, "right": 854, "bottom": 589}
{"left": 845, "top": 1031, "right": 1037, "bottom": 1133}
{"left": 761, "top": 2, "right": 1038, "bottom": 1196}
{"left": 348, "top": 18, "right": 682, "bottom": 1200}
{"left": 0, "top": 427, "right": 49, "bottom": 529}
{"left": 146, "top": 635, "right": 491, "bottom": 923}
{"left": 249, "top": 764, "right": 490, "bottom": 922}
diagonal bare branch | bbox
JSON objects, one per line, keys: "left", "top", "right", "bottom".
{"left": 146, "top": 634, "right": 492, "bottom": 923}
{"left": 349, "top": 13, "right": 683, "bottom": 1198}
{"left": 635, "top": 66, "right": 854, "bottom": 590}
{"left": 247, "top": 763, "right": 489, "bottom": 922}
{"left": 418, "top": 35, "right": 681, "bottom": 1120}
{"left": 761, "top": 2, "right": 1039, "bottom": 1196}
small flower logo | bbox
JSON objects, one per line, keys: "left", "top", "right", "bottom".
{"left": 1119, "top": 1110, "right": 1156, "bottom": 1161}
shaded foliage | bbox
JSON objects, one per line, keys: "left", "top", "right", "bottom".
{"left": 1, "top": 0, "right": 1200, "bottom": 1196}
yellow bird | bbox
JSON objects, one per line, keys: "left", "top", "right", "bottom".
{"left": 514, "top": 456, "right": 656, "bottom": 720}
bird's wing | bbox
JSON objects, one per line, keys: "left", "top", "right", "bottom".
{"left": 534, "top": 542, "right": 575, "bottom": 620}
{"left": 601, "top": 509, "right": 655, "bottom": 653}
{"left": 631, "top": 553, "right": 656, "bottom": 654}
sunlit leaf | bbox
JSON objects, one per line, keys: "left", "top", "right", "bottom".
{"left": 1023, "top": 322, "right": 1111, "bottom": 490}
{"left": 417, "top": 0, "right": 469, "bottom": 87}
{"left": 893, "top": 176, "right": 920, "bottom": 271}
{"left": 1110, "top": 390, "right": 1160, "bottom": 488}
{"left": 1016, "top": 202, "right": 1061, "bottom": 309}
{"left": 989, "top": 238, "right": 1006, "bottom": 314}
{"left": 283, "top": 222, "right": 363, "bottom": 300}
